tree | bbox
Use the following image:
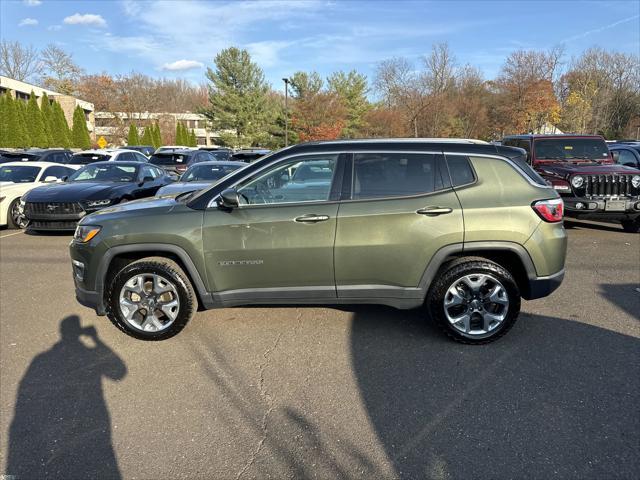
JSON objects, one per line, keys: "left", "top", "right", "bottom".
{"left": 291, "top": 90, "right": 347, "bottom": 142}
{"left": 203, "top": 47, "right": 270, "bottom": 147}
{"left": 175, "top": 122, "right": 185, "bottom": 145}
{"left": 327, "top": 70, "right": 370, "bottom": 137}
{"left": 140, "top": 126, "right": 153, "bottom": 146}
{"left": 71, "top": 106, "right": 91, "bottom": 149}
{"left": 40, "top": 44, "right": 83, "bottom": 94}
{"left": 0, "top": 40, "right": 41, "bottom": 82}
{"left": 189, "top": 129, "right": 197, "bottom": 147}
{"left": 26, "top": 92, "right": 48, "bottom": 147}
{"left": 51, "top": 101, "right": 71, "bottom": 148}
{"left": 127, "top": 123, "right": 140, "bottom": 146}
{"left": 39, "top": 92, "right": 55, "bottom": 147}
{"left": 151, "top": 122, "right": 162, "bottom": 148}
{"left": 14, "top": 97, "right": 30, "bottom": 147}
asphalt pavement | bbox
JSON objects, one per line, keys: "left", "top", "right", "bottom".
{"left": 0, "top": 220, "right": 638, "bottom": 479}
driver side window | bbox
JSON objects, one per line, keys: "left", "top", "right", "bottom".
{"left": 236, "top": 154, "right": 338, "bottom": 205}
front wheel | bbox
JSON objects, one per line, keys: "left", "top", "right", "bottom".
{"left": 105, "top": 257, "right": 197, "bottom": 340}
{"left": 426, "top": 258, "right": 521, "bottom": 344}
{"left": 7, "top": 198, "right": 28, "bottom": 229}
{"left": 621, "top": 219, "right": 640, "bottom": 233}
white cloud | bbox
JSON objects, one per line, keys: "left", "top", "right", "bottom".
{"left": 47, "top": 24, "right": 62, "bottom": 31}
{"left": 161, "top": 59, "right": 205, "bottom": 71}
{"left": 18, "top": 18, "right": 38, "bottom": 27}
{"left": 63, "top": 13, "right": 107, "bottom": 28}
{"left": 23, "top": 0, "right": 42, "bottom": 6}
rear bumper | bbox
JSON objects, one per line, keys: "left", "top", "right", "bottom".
{"left": 525, "top": 269, "right": 564, "bottom": 300}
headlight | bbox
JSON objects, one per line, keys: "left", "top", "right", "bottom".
{"left": 571, "top": 175, "right": 584, "bottom": 188}
{"left": 74, "top": 225, "right": 101, "bottom": 243}
{"left": 85, "top": 199, "right": 112, "bottom": 208}
{"left": 632, "top": 175, "right": 640, "bottom": 189}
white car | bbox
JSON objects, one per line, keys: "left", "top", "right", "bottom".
{"left": 155, "top": 146, "right": 197, "bottom": 153}
{"left": 0, "top": 161, "right": 78, "bottom": 228}
{"left": 70, "top": 149, "right": 150, "bottom": 167}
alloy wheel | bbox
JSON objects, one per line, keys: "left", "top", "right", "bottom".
{"left": 119, "top": 273, "right": 180, "bottom": 332}
{"left": 11, "top": 201, "right": 28, "bottom": 229}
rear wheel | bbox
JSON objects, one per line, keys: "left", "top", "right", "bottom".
{"left": 7, "top": 198, "right": 28, "bottom": 229}
{"left": 621, "top": 219, "right": 639, "bottom": 233}
{"left": 426, "top": 258, "right": 521, "bottom": 344}
{"left": 105, "top": 257, "right": 197, "bottom": 340}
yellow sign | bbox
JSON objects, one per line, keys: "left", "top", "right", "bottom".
{"left": 97, "top": 136, "right": 107, "bottom": 149}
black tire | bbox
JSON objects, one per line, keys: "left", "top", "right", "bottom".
{"left": 105, "top": 257, "right": 197, "bottom": 340}
{"left": 621, "top": 219, "right": 640, "bottom": 233}
{"left": 7, "top": 198, "right": 28, "bottom": 229}
{"left": 426, "top": 257, "right": 521, "bottom": 344}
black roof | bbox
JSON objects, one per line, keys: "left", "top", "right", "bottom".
{"left": 503, "top": 134, "right": 606, "bottom": 139}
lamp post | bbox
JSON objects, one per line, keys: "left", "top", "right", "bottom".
{"left": 282, "top": 77, "right": 290, "bottom": 147}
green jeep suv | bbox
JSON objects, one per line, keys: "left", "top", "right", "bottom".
{"left": 69, "top": 140, "right": 567, "bottom": 344}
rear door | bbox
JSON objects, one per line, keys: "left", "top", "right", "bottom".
{"left": 334, "top": 151, "right": 463, "bottom": 299}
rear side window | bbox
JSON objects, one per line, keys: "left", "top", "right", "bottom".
{"left": 445, "top": 155, "right": 476, "bottom": 187}
{"left": 352, "top": 153, "right": 448, "bottom": 200}
{"left": 150, "top": 153, "right": 189, "bottom": 165}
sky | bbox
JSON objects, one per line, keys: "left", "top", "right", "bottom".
{"left": 1, "top": 0, "right": 639, "bottom": 91}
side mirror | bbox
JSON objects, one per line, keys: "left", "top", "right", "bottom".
{"left": 61, "top": 175, "right": 69, "bottom": 182}
{"left": 219, "top": 188, "right": 240, "bottom": 209}
{"left": 611, "top": 151, "right": 620, "bottom": 162}
{"left": 43, "top": 176, "right": 59, "bottom": 183}
{"left": 140, "top": 175, "right": 154, "bottom": 185}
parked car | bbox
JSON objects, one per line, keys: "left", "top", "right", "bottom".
{"left": 22, "top": 161, "right": 173, "bottom": 231}
{"left": 609, "top": 142, "right": 640, "bottom": 169}
{"left": 70, "top": 149, "right": 150, "bottom": 166}
{"left": 149, "top": 149, "right": 217, "bottom": 175}
{"left": 156, "top": 160, "right": 246, "bottom": 196}
{"left": 198, "top": 147, "right": 234, "bottom": 161}
{"left": 0, "top": 161, "right": 77, "bottom": 229}
{"left": 0, "top": 149, "right": 74, "bottom": 165}
{"left": 231, "top": 149, "right": 271, "bottom": 163}
{"left": 155, "top": 146, "right": 197, "bottom": 153}
{"left": 503, "top": 134, "right": 640, "bottom": 233}
{"left": 125, "top": 145, "right": 155, "bottom": 157}
{"left": 70, "top": 139, "right": 566, "bottom": 344}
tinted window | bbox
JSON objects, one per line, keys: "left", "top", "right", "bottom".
{"left": 614, "top": 149, "right": 638, "bottom": 166}
{"left": 132, "top": 152, "right": 149, "bottom": 163}
{"left": 0, "top": 153, "right": 42, "bottom": 163}
{"left": 183, "top": 164, "right": 243, "bottom": 182}
{"left": 237, "top": 155, "right": 338, "bottom": 205}
{"left": 72, "top": 153, "right": 111, "bottom": 164}
{"left": 141, "top": 165, "right": 159, "bottom": 179}
{"left": 150, "top": 153, "right": 191, "bottom": 166}
{"left": 352, "top": 153, "right": 446, "bottom": 199}
{"left": 48, "top": 152, "right": 70, "bottom": 164}
{"left": 42, "top": 166, "right": 73, "bottom": 180}
{"left": 446, "top": 155, "right": 476, "bottom": 186}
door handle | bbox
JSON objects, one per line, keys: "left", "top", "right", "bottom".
{"left": 294, "top": 214, "right": 330, "bottom": 223}
{"left": 416, "top": 206, "right": 453, "bottom": 216}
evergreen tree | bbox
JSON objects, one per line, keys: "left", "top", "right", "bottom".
{"left": 51, "top": 101, "right": 71, "bottom": 148}
{"left": 40, "top": 92, "right": 56, "bottom": 147}
{"left": 127, "top": 123, "right": 140, "bottom": 146}
{"left": 175, "top": 122, "right": 184, "bottom": 145}
{"left": 203, "top": 47, "right": 270, "bottom": 147}
{"left": 140, "top": 126, "right": 153, "bottom": 145}
{"left": 151, "top": 122, "right": 162, "bottom": 148}
{"left": 327, "top": 70, "right": 370, "bottom": 138}
{"left": 71, "top": 105, "right": 91, "bottom": 149}
{"left": 189, "top": 129, "right": 197, "bottom": 147}
{"left": 26, "top": 92, "right": 49, "bottom": 148}
{"left": 0, "top": 95, "right": 7, "bottom": 147}
{"left": 15, "top": 98, "right": 30, "bottom": 148}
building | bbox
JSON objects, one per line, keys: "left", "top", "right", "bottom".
{"left": 0, "top": 75, "right": 95, "bottom": 139}
{"left": 94, "top": 111, "right": 222, "bottom": 146}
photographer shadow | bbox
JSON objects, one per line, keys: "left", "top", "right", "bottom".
{"left": 6, "top": 315, "right": 126, "bottom": 479}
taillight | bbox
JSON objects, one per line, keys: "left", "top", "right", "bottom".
{"left": 176, "top": 165, "right": 187, "bottom": 172}
{"left": 532, "top": 198, "right": 564, "bottom": 222}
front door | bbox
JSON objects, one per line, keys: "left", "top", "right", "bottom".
{"left": 202, "top": 153, "right": 344, "bottom": 298}
{"left": 334, "top": 151, "right": 464, "bottom": 298}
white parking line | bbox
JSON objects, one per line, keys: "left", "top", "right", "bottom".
{"left": 0, "top": 231, "right": 24, "bottom": 239}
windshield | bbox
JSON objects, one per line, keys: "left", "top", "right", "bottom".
{"left": 72, "top": 153, "right": 112, "bottom": 164}
{"left": 534, "top": 138, "right": 610, "bottom": 161}
{"left": 0, "top": 165, "right": 40, "bottom": 183}
{"left": 0, "top": 153, "right": 42, "bottom": 164}
{"left": 150, "top": 153, "right": 191, "bottom": 165}
{"left": 209, "top": 151, "right": 231, "bottom": 161}
{"left": 69, "top": 164, "right": 138, "bottom": 182}
{"left": 182, "top": 164, "right": 244, "bottom": 182}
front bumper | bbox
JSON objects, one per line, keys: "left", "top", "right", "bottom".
{"left": 526, "top": 269, "right": 565, "bottom": 300}
{"left": 563, "top": 197, "right": 640, "bottom": 219}
{"left": 75, "top": 285, "right": 105, "bottom": 315}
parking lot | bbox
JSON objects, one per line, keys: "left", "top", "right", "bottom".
{"left": 0, "top": 220, "right": 638, "bottom": 479}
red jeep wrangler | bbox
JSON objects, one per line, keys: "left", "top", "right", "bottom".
{"left": 503, "top": 135, "right": 640, "bottom": 233}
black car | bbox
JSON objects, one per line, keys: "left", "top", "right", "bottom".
{"left": 198, "top": 147, "right": 233, "bottom": 161}
{"left": 22, "top": 161, "right": 174, "bottom": 231}
{"left": 609, "top": 142, "right": 640, "bottom": 169}
{"left": 0, "top": 149, "right": 74, "bottom": 164}
{"left": 149, "top": 149, "right": 217, "bottom": 175}
{"left": 231, "top": 149, "right": 271, "bottom": 163}
{"left": 125, "top": 145, "right": 156, "bottom": 157}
